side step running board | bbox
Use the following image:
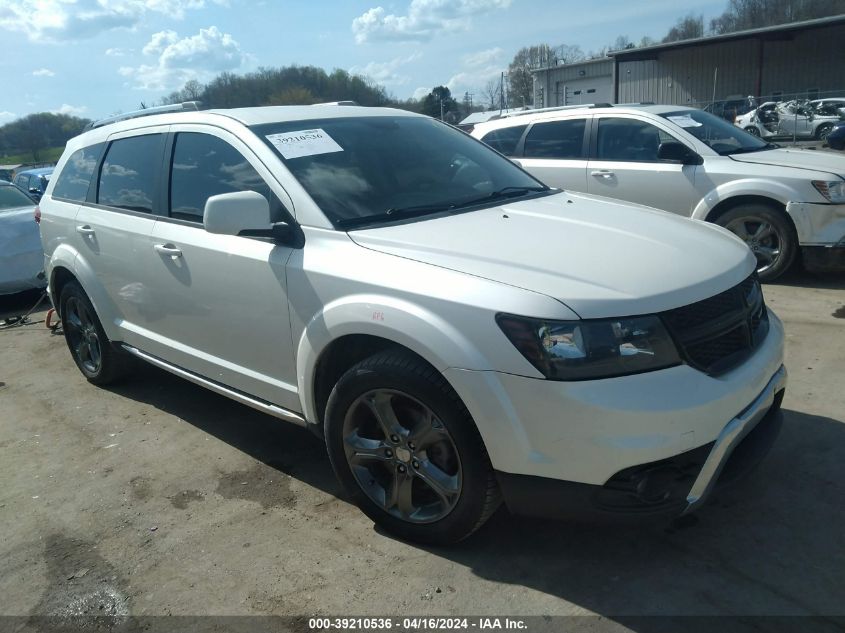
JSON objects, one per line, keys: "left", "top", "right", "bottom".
{"left": 121, "top": 344, "right": 307, "bottom": 427}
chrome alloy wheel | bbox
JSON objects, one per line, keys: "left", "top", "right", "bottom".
{"left": 64, "top": 296, "right": 103, "bottom": 374}
{"left": 724, "top": 215, "right": 783, "bottom": 276}
{"left": 342, "top": 389, "right": 462, "bottom": 524}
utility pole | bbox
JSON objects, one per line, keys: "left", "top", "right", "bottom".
{"left": 440, "top": 98, "right": 444, "bottom": 121}
{"left": 500, "top": 71, "right": 505, "bottom": 112}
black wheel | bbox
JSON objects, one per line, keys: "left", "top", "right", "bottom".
{"left": 744, "top": 126, "right": 760, "bottom": 137}
{"left": 715, "top": 205, "right": 797, "bottom": 282}
{"left": 324, "top": 349, "right": 500, "bottom": 544}
{"left": 815, "top": 123, "right": 834, "bottom": 141}
{"left": 60, "top": 281, "right": 131, "bottom": 385}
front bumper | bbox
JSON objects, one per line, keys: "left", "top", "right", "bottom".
{"left": 801, "top": 245, "right": 845, "bottom": 273}
{"left": 496, "top": 365, "right": 786, "bottom": 521}
{"left": 786, "top": 201, "right": 845, "bottom": 247}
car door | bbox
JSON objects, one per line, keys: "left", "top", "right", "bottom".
{"left": 74, "top": 129, "right": 167, "bottom": 347}
{"left": 138, "top": 127, "right": 300, "bottom": 411}
{"left": 516, "top": 117, "right": 589, "bottom": 193}
{"left": 777, "top": 105, "right": 812, "bottom": 137}
{"left": 586, "top": 115, "right": 702, "bottom": 215}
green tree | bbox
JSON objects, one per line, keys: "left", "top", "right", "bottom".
{"left": 663, "top": 14, "right": 705, "bottom": 42}
{"left": 0, "top": 113, "right": 90, "bottom": 160}
{"left": 709, "top": 0, "right": 845, "bottom": 34}
{"left": 420, "top": 86, "right": 459, "bottom": 120}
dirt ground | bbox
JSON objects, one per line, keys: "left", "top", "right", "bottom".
{"left": 0, "top": 271, "right": 843, "bottom": 630}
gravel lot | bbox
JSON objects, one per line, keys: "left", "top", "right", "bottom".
{"left": 0, "top": 271, "right": 843, "bottom": 629}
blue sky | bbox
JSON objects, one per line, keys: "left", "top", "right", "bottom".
{"left": 0, "top": 0, "right": 727, "bottom": 124}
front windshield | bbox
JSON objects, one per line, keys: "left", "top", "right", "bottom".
{"left": 660, "top": 109, "right": 771, "bottom": 156}
{"left": 253, "top": 116, "right": 547, "bottom": 228}
{"left": 0, "top": 184, "right": 35, "bottom": 210}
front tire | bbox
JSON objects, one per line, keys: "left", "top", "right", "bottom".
{"left": 744, "top": 126, "right": 760, "bottom": 136}
{"left": 715, "top": 205, "right": 797, "bottom": 282}
{"left": 816, "top": 123, "right": 834, "bottom": 141}
{"left": 324, "top": 349, "right": 500, "bottom": 544}
{"left": 60, "top": 281, "right": 131, "bottom": 385}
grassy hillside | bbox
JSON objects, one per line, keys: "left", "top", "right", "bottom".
{"left": 0, "top": 146, "right": 65, "bottom": 165}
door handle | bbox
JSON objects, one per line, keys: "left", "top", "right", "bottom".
{"left": 76, "top": 225, "right": 95, "bottom": 235}
{"left": 591, "top": 170, "right": 615, "bottom": 179}
{"left": 154, "top": 243, "right": 183, "bottom": 258}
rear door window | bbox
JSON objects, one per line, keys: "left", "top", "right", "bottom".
{"left": 480, "top": 125, "right": 527, "bottom": 156}
{"left": 53, "top": 144, "right": 104, "bottom": 202}
{"left": 524, "top": 119, "right": 587, "bottom": 159}
{"left": 98, "top": 135, "right": 163, "bottom": 213}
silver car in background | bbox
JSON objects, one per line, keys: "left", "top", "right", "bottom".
{"left": 473, "top": 104, "right": 845, "bottom": 279}
{"left": 0, "top": 180, "right": 44, "bottom": 295}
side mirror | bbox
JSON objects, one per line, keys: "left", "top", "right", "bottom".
{"left": 658, "top": 142, "right": 701, "bottom": 165}
{"left": 203, "top": 190, "right": 302, "bottom": 246}
{"left": 204, "top": 191, "right": 272, "bottom": 235}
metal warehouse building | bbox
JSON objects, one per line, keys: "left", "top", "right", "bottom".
{"left": 533, "top": 14, "right": 845, "bottom": 108}
{"left": 532, "top": 57, "right": 614, "bottom": 108}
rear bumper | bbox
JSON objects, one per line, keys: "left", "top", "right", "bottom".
{"left": 497, "top": 365, "right": 786, "bottom": 522}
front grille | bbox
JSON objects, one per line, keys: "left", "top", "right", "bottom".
{"left": 661, "top": 273, "right": 769, "bottom": 376}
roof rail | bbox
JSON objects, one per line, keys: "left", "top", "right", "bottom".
{"left": 84, "top": 101, "right": 201, "bottom": 131}
{"left": 495, "top": 103, "right": 613, "bottom": 119}
{"left": 312, "top": 100, "right": 359, "bottom": 106}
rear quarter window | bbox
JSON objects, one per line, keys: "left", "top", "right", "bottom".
{"left": 52, "top": 144, "right": 104, "bottom": 202}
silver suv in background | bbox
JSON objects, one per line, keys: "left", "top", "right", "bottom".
{"left": 39, "top": 104, "right": 786, "bottom": 543}
{"left": 473, "top": 104, "right": 845, "bottom": 280}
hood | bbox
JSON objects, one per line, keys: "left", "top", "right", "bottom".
{"left": 730, "top": 147, "right": 844, "bottom": 176}
{"left": 349, "top": 192, "right": 754, "bottom": 319}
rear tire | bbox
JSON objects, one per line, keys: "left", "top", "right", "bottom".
{"left": 744, "top": 126, "right": 760, "bottom": 136}
{"left": 60, "top": 281, "right": 132, "bottom": 385}
{"left": 715, "top": 205, "right": 797, "bottom": 282}
{"left": 324, "top": 348, "right": 500, "bottom": 544}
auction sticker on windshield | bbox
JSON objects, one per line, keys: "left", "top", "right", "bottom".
{"left": 266, "top": 129, "right": 344, "bottom": 159}
{"left": 667, "top": 115, "right": 703, "bottom": 128}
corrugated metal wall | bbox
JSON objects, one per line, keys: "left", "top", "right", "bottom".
{"left": 533, "top": 59, "right": 613, "bottom": 107}
{"left": 616, "top": 22, "right": 845, "bottom": 105}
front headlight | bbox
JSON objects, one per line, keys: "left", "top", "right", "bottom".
{"left": 812, "top": 180, "right": 845, "bottom": 203}
{"left": 496, "top": 314, "right": 682, "bottom": 381}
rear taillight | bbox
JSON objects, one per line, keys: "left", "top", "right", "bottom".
{"left": 34, "top": 206, "right": 41, "bottom": 224}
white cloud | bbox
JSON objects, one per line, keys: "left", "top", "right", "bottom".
{"left": 0, "top": 0, "right": 228, "bottom": 43}
{"left": 142, "top": 29, "right": 178, "bottom": 55}
{"left": 412, "top": 86, "right": 429, "bottom": 100}
{"left": 52, "top": 103, "right": 88, "bottom": 116}
{"left": 462, "top": 47, "right": 502, "bottom": 68}
{"left": 120, "top": 26, "right": 248, "bottom": 91}
{"left": 349, "top": 52, "right": 421, "bottom": 86}
{"left": 352, "top": 0, "right": 511, "bottom": 44}
{"left": 32, "top": 68, "right": 55, "bottom": 77}
{"left": 0, "top": 110, "right": 16, "bottom": 123}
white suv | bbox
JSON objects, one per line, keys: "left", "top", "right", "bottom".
{"left": 40, "top": 103, "right": 786, "bottom": 543}
{"left": 472, "top": 104, "right": 845, "bottom": 280}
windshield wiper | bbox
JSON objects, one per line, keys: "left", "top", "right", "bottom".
{"left": 335, "top": 186, "right": 549, "bottom": 229}
{"left": 448, "top": 185, "right": 550, "bottom": 210}
{"left": 723, "top": 143, "right": 779, "bottom": 155}
{"left": 335, "top": 203, "right": 457, "bottom": 229}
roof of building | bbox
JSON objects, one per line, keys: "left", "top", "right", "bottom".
{"left": 530, "top": 56, "right": 613, "bottom": 75}
{"left": 609, "top": 14, "right": 845, "bottom": 58}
